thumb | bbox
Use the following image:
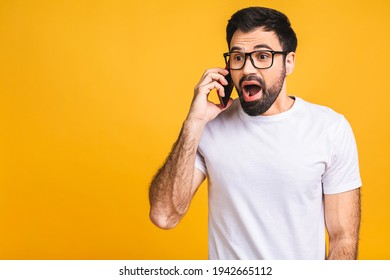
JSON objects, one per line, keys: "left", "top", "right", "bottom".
{"left": 219, "top": 98, "right": 234, "bottom": 110}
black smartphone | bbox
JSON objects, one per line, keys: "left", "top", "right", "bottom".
{"left": 218, "top": 67, "right": 234, "bottom": 108}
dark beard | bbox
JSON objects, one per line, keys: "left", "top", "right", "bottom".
{"left": 237, "top": 67, "right": 286, "bottom": 116}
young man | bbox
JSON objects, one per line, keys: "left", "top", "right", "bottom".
{"left": 149, "top": 7, "right": 362, "bottom": 260}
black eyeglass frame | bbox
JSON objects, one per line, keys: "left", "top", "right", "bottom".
{"left": 223, "top": 50, "right": 289, "bottom": 70}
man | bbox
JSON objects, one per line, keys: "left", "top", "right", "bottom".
{"left": 149, "top": 7, "right": 362, "bottom": 260}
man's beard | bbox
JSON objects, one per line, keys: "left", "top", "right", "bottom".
{"left": 237, "top": 67, "right": 286, "bottom": 116}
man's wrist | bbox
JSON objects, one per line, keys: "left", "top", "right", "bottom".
{"left": 183, "top": 117, "right": 207, "bottom": 134}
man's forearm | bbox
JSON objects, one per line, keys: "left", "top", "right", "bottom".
{"left": 327, "top": 237, "right": 359, "bottom": 259}
{"left": 325, "top": 189, "right": 361, "bottom": 260}
{"left": 149, "top": 119, "right": 205, "bottom": 229}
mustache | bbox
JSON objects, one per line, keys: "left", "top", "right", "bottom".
{"left": 239, "top": 75, "right": 265, "bottom": 88}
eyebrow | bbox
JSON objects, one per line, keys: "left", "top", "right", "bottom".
{"left": 230, "top": 44, "right": 273, "bottom": 52}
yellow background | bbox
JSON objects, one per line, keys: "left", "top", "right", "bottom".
{"left": 1, "top": 0, "right": 389, "bottom": 259}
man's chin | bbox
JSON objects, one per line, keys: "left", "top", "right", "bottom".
{"left": 240, "top": 99, "right": 269, "bottom": 116}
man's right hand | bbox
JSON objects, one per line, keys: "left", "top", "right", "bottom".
{"left": 187, "top": 68, "right": 233, "bottom": 124}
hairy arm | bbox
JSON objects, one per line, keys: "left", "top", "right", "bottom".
{"left": 149, "top": 119, "right": 206, "bottom": 229}
{"left": 324, "top": 188, "right": 361, "bottom": 259}
{"left": 149, "top": 68, "right": 232, "bottom": 230}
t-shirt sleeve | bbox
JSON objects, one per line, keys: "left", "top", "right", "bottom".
{"left": 322, "top": 116, "right": 362, "bottom": 194}
{"left": 195, "top": 149, "right": 207, "bottom": 176}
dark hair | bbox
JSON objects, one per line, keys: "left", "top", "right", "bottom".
{"left": 226, "top": 7, "right": 297, "bottom": 52}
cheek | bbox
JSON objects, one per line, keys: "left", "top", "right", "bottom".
{"left": 262, "top": 68, "right": 284, "bottom": 85}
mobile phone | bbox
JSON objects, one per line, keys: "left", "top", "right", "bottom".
{"left": 218, "top": 67, "right": 234, "bottom": 108}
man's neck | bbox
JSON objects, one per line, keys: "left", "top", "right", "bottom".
{"left": 262, "top": 93, "right": 295, "bottom": 116}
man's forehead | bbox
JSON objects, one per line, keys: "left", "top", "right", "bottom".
{"left": 230, "top": 27, "right": 281, "bottom": 51}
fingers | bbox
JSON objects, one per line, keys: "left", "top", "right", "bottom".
{"left": 188, "top": 68, "right": 232, "bottom": 124}
{"left": 195, "top": 68, "right": 229, "bottom": 97}
{"left": 197, "top": 80, "right": 225, "bottom": 97}
{"left": 197, "top": 68, "right": 229, "bottom": 86}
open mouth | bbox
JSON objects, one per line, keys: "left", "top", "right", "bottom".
{"left": 244, "top": 84, "right": 262, "bottom": 96}
{"left": 242, "top": 81, "right": 262, "bottom": 101}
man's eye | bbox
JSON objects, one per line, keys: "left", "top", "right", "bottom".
{"left": 256, "top": 52, "right": 270, "bottom": 60}
{"left": 232, "top": 54, "right": 244, "bottom": 61}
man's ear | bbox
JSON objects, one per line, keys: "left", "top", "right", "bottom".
{"left": 285, "top": 52, "right": 295, "bottom": 75}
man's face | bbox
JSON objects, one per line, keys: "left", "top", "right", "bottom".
{"left": 229, "top": 27, "right": 293, "bottom": 116}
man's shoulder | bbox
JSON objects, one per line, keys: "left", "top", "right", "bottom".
{"left": 299, "top": 97, "right": 339, "bottom": 114}
{"left": 199, "top": 99, "right": 242, "bottom": 143}
{"left": 208, "top": 99, "right": 242, "bottom": 126}
{"left": 297, "top": 97, "right": 344, "bottom": 123}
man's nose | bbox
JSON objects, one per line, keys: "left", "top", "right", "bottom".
{"left": 242, "top": 56, "right": 257, "bottom": 75}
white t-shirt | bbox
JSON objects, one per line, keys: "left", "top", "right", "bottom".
{"left": 195, "top": 97, "right": 362, "bottom": 260}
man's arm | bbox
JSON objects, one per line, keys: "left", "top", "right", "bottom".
{"left": 149, "top": 119, "right": 206, "bottom": 229}
{"left": 149, "top": 68, "right": 232, "bottom": 230}
{"left": 324, "top": 188, "right": 361, "bottom": 259}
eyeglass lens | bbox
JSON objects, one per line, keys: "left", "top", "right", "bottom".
{"left": 229, "top": 51, "right": 274, "bottom": 69}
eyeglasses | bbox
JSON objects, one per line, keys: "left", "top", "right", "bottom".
{"left": 223, "top": 50, "right": 288, "bottom": 70}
